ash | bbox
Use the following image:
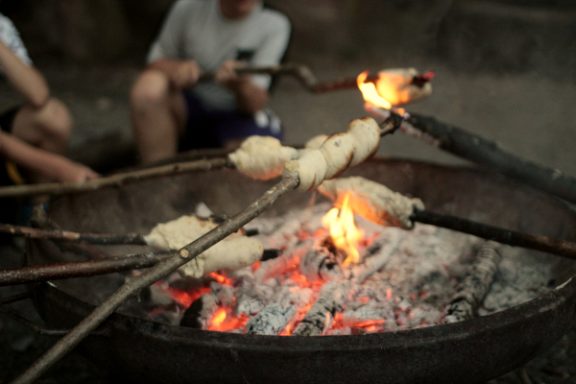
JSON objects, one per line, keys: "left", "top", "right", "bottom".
{"left": 142, "top": 202, "right": 554, "bottom": 336}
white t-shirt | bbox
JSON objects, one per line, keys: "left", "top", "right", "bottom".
{"left": 0, "top": 13, "right": 32, "bottom": 71}
{"left": 148, "top": 0, "right": 290, "bottom": 111}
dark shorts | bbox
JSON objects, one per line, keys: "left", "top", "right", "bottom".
{"left": 179, "top": 92, "right": 283, "bottom": 151}
{"left": 0, "top": 106, "right": 24, "bottom": 186}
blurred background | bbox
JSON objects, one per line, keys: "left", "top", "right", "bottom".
{"left": 1, "top": 0, "right": 575, "bottom": 174}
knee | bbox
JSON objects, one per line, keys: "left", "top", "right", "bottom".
{"left": 130, "top": 70, "right": 172, "bottom": 111}
{"left": 35, "top": 99, "right": 73, "bottom": 145}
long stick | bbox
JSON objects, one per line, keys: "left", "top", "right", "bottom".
{"left": 0, "top": 248, "right": 281, "bottom": 287}
{"left": 9, "top": 172, "right": 300, "bottom": 384}
{"left": 0, "top": 252, "right": 168, "bottom": 286}
{"left": 199, "top": 63, "right": 372, "bottom": 94}
{"left": 406, "top": 113, "right": 576, "bottom": 204}
{"left": 412, "top": 209, "right": 576, "bottom": 259}
{"left": 0, "top": 157, "right": 230, "bottom": 199}
{"left": 0, "top": 223, "right": 145, "bottom": 245}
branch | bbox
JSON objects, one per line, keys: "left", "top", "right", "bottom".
{"left": 0, "top": 223, "right": 145, "bottom": 245}
{"left": 9, "top": 172, "right": 300, "bottom": 384}
{"left": 199, "top": 63, "right": 371, "bottom": 94}
{"left": 406, "top": 113, "right": 576, "bottom": 204}
{"left": 0, "top": 252, "right": 168, "bottom": 286}
{"left": 412, "top": 209, "right": 576, "bottom": 259}
{"left": 0, "top": 157, "right": 230, "bottom": 199}
{"left": 0, "top": 248, "right": 281, "bottom": 287}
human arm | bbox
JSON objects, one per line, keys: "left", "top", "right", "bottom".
{"left": 214, "top": 60, "right": 268, "bottom": 114}
{"left": 215, "top": 14, "right": 291, "bottom": 113}
{"left": 147, "top": 58, "right": 200, "bottom": 89}
{"left": 0, "top": 130, "right": 98, "bottom": 183}
{"left": 145, "top": 1, "right": 200, "bottom": 89}
{"left": 0, "top": 40, "right": 49, "bottom": 108}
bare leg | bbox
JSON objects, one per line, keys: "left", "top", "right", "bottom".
{"left": 11, "top": 98, "right": 73, "bottom": 182}
{"left": 130, "top": 69, "right": 187, "bottom": 164}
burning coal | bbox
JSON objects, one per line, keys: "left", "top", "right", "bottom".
{"left": 139, "top": 199, "right": 553, "bottom": 336}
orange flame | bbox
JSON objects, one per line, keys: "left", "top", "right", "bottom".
{"left": 208, "top": 272, "right": 234, "bottom": 286}
{"left": 356, "top": 71, "right": 406, "bottom": 115}
{"left": 322, "top": 194, "right": 364, "bottom": 266}
{"left": 207, "top": 307, "right": 248, "bottom": 332}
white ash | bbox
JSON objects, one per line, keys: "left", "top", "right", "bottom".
{"left": 247, "top": 304, "right": 296, "bottom": 335}
{"left": 144, "top": 203, "right": 556, "bottom": 336}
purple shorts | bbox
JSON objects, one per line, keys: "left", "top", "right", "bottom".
{"left": 180, "top": 92, "right": 283, "bottom": 150}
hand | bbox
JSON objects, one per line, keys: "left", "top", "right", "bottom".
{"left": 169, "top": 60, "right": 200, "bottom": 89}
{"left": 53, "top": 160, "right": 99, "bottom": 183}
{"left": 214, "top": 60, "right": 243, "bottom": 87}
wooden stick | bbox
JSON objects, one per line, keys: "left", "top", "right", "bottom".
{"left": 0, "top": 248, "right": 281, "bottom": 287}
{"left": 0, "top": 157, "right": 230, "bottom": 199}
{"left": 0, "top": 223, "right": 146, "bottom": 245}
{"left": 0, "top": 252, "right": 168, "bottom": 286}
{"left": 406, "top": 113, "right": 576, "bottom": 204}
{"left": 443, "top": 243, "right": 502, "bottom": 323}
{"left": 199, "top": 63, "right": 374, "bottom": 94}
{"left": 412, "top": 209, "right": 576, "bottom": 260}
{"left": 9, "top": 172, "right": 300, "bottom": 384}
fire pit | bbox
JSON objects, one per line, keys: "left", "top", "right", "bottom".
{"left": 28, "top": 158, "right": 576, "bottom": 384}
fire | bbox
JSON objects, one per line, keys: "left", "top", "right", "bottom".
{"left": 322, "top": 194, "right": 364, "bottom": 266}
{"left": 208, "top": 272, "right": 234, "bottom": 286}
{"left": 356, "top": 70, "right": 407, "bottom": 115}
{"left": 357, "top": 71, "right": 393, "bottom": 110}
{"left": 207, "top": 307, "right": 248, "bottom": 332}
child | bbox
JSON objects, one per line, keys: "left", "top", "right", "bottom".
{"left": 0, "top": 13, "right": 97, "bottom": 186}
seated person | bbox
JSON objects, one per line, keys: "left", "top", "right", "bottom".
{"left": 130, "top": 0, "right": 291, "bottom": 163}
{"left": 0, "top": 13, "right": 97, "bottom": 187}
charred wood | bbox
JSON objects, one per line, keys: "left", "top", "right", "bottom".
{"left": 444, "top": 243, "right": 502, "bottom": 323}
{"left": 293, "top": 282, "right": 345, "bottom": 336}
{"left": 246, "top": 304, "right": 295, "bottom": 335}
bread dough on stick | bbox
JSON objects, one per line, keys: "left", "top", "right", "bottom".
{"left": 144, "top": 215, "right": 263, "bottom": 278}
{"left": 318, "top": 176, "right": 424, "bottom": 229}
{"left": 285, "top": 118, "right": 381, "bottom": 190}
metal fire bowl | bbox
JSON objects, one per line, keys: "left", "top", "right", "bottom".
{"left": 28, "top": 158, "right": 576, "bottom": 384}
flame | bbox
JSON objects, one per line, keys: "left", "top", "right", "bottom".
{"left": 208, "top": 272, "right": 234, "bottom": 286}
{"left": 158, "top": 282, "right": 209, "bottom": 308}
{"left": 207, "top": 307, "right": 248, "bottom": 332}
{"left": 322, "top": 194, "right": 364, "bottom": 266}
{"left": 356, "top": 71, "right": 406, "bottom": 115}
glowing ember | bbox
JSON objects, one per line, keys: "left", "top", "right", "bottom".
{"left": 143, "top": 201, "right": 543, "bottom": 337}
{"left": 207, "top": 307, "right": 248, "bottom": 332}
{"left": 208, "top": 272, "right": 234, "bottom": 286}
{"left": 322, "top": 194, "right": 364, "bottom": 266}
{"left": 159, "top": 283, "right": 209, "bottom": 308}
